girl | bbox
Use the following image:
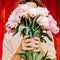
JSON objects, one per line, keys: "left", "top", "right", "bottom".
{"left": 2, "top": 0, "right": 57, "bottom": 60}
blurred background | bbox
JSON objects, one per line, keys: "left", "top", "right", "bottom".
{"left": 0, "top": 0, "right": 60, "bottom": 60}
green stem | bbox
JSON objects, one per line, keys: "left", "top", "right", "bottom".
{"left": 27, "top": 51, "right": 33, "bottom": 60}
{"left": 34, "top": 26, "right": 40, "bottom": 32}
{"left": 33, "top": 52, "right": 38, "bottom": 60}
{"left": 32, "top": 16, "right": 37, "bottom": 29}
{"left": 28, "top": 17, "right": 32, "bottom": 26}
{"left": 26, "top": 27, "right": 29, "bottom": 35}
{"left": 25, "top": 19, "right": 28, "bottom": 26}
{"left": 29, "top": 31, "right": 33, "bottom": 38}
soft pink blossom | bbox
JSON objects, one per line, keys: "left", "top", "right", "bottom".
{"left": 6, "top": 4, "right": 59, "bottom": 34}
{"left": 15, "top": 4, "right": 29, "bottom": 13}
{"left": 29, "top": 8, "right": 38, "bottom": 18}
{"left": 36, "top": 16, "right": 49, "bottom": 29}
{"left": 15, "top": 4, "right": 49, "bottom": 18}
{"left": 8, "top": 10, "right": 21, "bottom": 24}
{"left": 36, "top": 15, "right": 59, "bottom": 34}
{"left": 36, "top": 7, "right": 49, "bottom": 16}
{"left": 15, "top": 4, "right": 29, "bottom": 17}
{"left": 48, "top": 15, "right": 59, "bottom": 34}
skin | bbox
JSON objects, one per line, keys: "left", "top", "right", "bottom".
{"left": 26, "top": 2, "right": 37, "bottom": 8}
{"left": 22, "top": 35, "right": 41, "bottom": 52}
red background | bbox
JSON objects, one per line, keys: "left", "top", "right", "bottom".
{"left": 0, "top": 0, "right": 60, "bottom": 60}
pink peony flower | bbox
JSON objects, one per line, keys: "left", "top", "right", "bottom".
{"left": 36, "top": 15, "right": 59, "bottom": 34}
{"left": 36, "top": 16, "right": 49, "bottom": 29}
{"left": 48, "top": 14, "right": 60, "bottom": 34}
{"left": 15, "top": 4, "right": 29, "bottom": 18}
{"left": 15, "top": 4, "right": 29, "bottom": 13}
{"left": 6, "top": 4, "right": 59, "bottom": 34}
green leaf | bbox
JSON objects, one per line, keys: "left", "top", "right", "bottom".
{"left": 36, "top": 53, "right": 43, "bottom": 60}
{"left": 33, "top": 29, "right": 40, "bottom": 37}
{"left": 20, "top": 55, "right": 26, "bottom": 60}
{"left": 25, "top": 19, "right": 28, "bottom": 26}
{"left": 16, "top": 51, "right": 27, "bottom": 56}
{"left": 12, "top": 26, "right": 19, "bottom": 36}
{"left": 18, "top": 24, "right": 29, "bottom": 36}
{"left": 34, "top": 26, "right": 40, "bottom": 32}
{"left": 29, "top": 30, "right": 33, "bottom": 38}
{"left": 25, "top": 27, "right": 29, "bottom": 35}
{"left": 33, "top": 52, "right": 38, "bottom": 60}
{"left": 18, "top": 24, "right": 26, "bottom": 32}
{"left": 27, "top": 51, "right": 33, "bottom": 60}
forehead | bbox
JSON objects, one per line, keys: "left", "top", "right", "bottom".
{"left": 25, "top": 2, "right": 37, "bottom": 8}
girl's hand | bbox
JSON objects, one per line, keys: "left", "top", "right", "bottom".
{"left": 22, "top": 35, "right": 33, "bottom": 51}
{"left": 22, "top": 36, "right": 42, "bottom": 52}
{"left": 32, "top": 37, "right": 42, "bottom": 52}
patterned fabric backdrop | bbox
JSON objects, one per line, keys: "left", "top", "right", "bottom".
{"left": 0, "top": 0, "right": 60, "bottom": 60}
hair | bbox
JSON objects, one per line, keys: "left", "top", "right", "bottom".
{"left": 18, "top": 0, "right": 45, "bottom": 7}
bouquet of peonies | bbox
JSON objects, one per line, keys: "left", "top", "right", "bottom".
{"left": 6, "top": 4, "right": 59, "bottom": 60}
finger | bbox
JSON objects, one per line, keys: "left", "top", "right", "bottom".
{"left": 26, "top": 43, "right": 33, "bottom": 47}
{"left": 26, "top": 39, "right": 31, "bottom": 43}
{"left": 22, "top": 43, "right": 27, "bottom": 48}
{"left": 23, "top": 35, "right": 30, "bottom": 40}
{"left": 33, "top": 41, "right": 41, "bottom": 45}
{"left": 22, "top": 39, "right": 26, "bottom": 44}
{"left": 22, "top": 39, "right": 32, "bottom": 44}
{"left": 34, "top": 37, "right": 40, "bottom": 41}
{"left": 33, "top": 48, "right": 41, "bottom": 52}
{"left": 33, "top": 44, "right": 41, "bottom": 48}
{"left": 22, "top": 47, "right": 33, "bottom": 51}
{"left": 22, "top": 42, "right": 33, "bottom": 49}
{"left": 26, "top": 48, "right": 33, "bottom": 50}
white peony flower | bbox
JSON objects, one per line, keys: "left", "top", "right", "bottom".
{"left": 29, "top": 8, "right": 37, "bottom": 17}
{"left": 29, "top": 8, "right": 38, "bottom": 18}
{"left": 36, "top": 7, "right": 49, "bottom": 16}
